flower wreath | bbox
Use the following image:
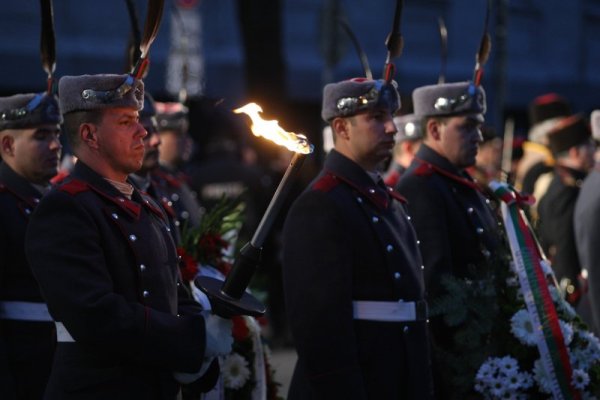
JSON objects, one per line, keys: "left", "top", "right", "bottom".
{"left": 178, "top": 196, "right": 283, "bottom": 400}
{"left": 428, "top": 183, "right": 600, "bottom": 399}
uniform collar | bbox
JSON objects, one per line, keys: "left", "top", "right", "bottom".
{"left": 0, "top": 162, "right": 44, "bottom": 206}
{"left": 324, "top": 149, "right": 392, "bottom": 209}
{"left": 414, "top": 143, "right": 465, "bottom": 177}
{"left": 69, "top": 161, "right": 166, "bottom": 220}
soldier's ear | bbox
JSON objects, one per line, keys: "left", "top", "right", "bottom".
{"left": 427, "top": 119, "right": 442, "bottom": 141}
{"left": 0, "top": 134, "right": 15, "bottom": 156}
{"left": 332, "top": 117, "right": 350, "bottom": 140}
{"left": 80, "top": 123, "right": 99, "bottom": 149}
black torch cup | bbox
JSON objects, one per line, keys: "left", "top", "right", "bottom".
{"left": 195, "top": 152, "right": 308, "bottom": 318}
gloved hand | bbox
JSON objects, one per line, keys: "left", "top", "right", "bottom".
{"left": 173, "top": 357, "right": 214, "bottom": 384}
{"left": 203, "top": 312, "right": 234, "bottom": 359}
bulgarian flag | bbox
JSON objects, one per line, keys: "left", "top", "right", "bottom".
{"left": 490, "top": 181, "right": 579, "bottom": 400}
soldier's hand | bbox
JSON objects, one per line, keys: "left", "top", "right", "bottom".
{"left": 203, "top": 312, "right": 234, "bottom": 358}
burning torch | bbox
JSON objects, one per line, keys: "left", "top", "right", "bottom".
{"left": 195, "top": 103, "right": 313, "bottom": 318}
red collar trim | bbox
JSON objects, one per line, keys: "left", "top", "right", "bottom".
{"left": 414, "top": 157, "right": 482, "bottom": 193}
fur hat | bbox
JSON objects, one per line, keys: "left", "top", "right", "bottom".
{"left": 0, "top": 93, "right": 62, "bottom": 131}
{"left": 394, "top": 114, "right": 423, "bottom": 142}
{"left": 58, "top": 74, "right": 144, "bottom": 114}
{"left": 321, "top": 78, "right": 401, "bottom": 122}
{"left": 547, "top": 114, "right": 591, "bottom": 155}
{"left": 155, "top": 102, "right": 189, "bottom": 133}
{"left": 412, "top": 81, "right": 486, "bottom": 119}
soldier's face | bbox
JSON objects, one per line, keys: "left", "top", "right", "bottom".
{"left": 341, "top": 108, "right": 397, "bottom": 171}
{"left": 432, "top": 115, "right": 483, "bottom": 168}
{"left": 158, "top": 130, "right": 192, "bottom": 166}
{"left": 9, "top": 124, "right": 61, "bottom": 184}
{"left": 94, "top": 108, "right": 147, "bottom": 178}
{"left": 140, "top": 117, "right": 161, "bottom": 173}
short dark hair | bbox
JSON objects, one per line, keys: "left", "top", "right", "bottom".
{"left": 61, "top": 110, "right": 104, "bottom": 151}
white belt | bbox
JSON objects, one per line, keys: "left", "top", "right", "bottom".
{"left": 55, "top": 321, "right": 75, "bottom": 342}
{"left": 0, "top": 301, "right": 53, "bottom": 322}
{"left": 352, "top": 300, "right": 427, "bottom": 322}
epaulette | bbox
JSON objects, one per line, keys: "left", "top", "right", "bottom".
{"left": 59, "top": 179, "right": 89, "bottom": 195}
{"left": 50, "top": 170, "right": 71, "bottom": 186}
{"left": 413, "top": 162, "right": 434, "bottom": 177}
{"left": 313, "top": 173, "right": 340, "bottom": 192}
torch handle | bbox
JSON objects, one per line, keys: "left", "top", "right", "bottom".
{"left": 195, "top": 151, "right": 308, "bottom": 317}
{"left": 251, "top": 152, "right": 306, "bottom": 247}
{"left": 221, "top": 243, "right": 261, "bottom": 298}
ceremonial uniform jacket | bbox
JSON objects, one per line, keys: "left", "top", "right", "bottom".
{"left": 282, "top": 149, "right": 433, "bottom": 400}
{"left": 0, "top": 163, "right": 54, "bottom": 399}
{"left": 25, "top": 162, "right": 217, "bottom": 400}
{"left": 396, "top": 145, "right": 503, "bottom": 399}
{"left": 396, "top": 144, "right": 502, "bottom": 295}
{"left": 538, "top": 165, "right": 586, "bottom": 304}
{"left": 151, "top": 165, "right": 202, "bottom": 231}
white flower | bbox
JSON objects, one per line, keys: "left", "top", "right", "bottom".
{"left": 475, "top": 357, "right": 534, "bottom": 398}
{"left": 571, "top": 368, "right": 590, "bottom": 390}
{"left": 498, "top": 356, "right": 519, "bottom": 376}
{"left": 559, "top": 320, "right": 574, "bottom": 345}
{"left": 533, "top": 359, "right": 554, "bottom": 394}
{"left": 511, "top": 309, "right": 538, "bottom": 346}
{"left": 222, "top": 352, "right": 251, "bottom": 390}
{"left": 518, "top": 371, "right": 534, "bottom": 389}
{"left": 571, "top": 330, "right": 600, "bottom": 370}
{"left": 548, "top": 286, "right": 577, "bottom": 318}
{"left": 476, "top": 358, "right": 496, "bottom": 382}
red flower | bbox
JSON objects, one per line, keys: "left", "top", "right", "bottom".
{"left": 231, "top": 315, "right": 250, "bottom": 341}
{"left": 177, "top": 247, "right": 198, "bottom": 281}
{"left": 197, "top": 233, "right": 230, "bottom": 265}
{"left": 216, "top": 261, "right": 232, "bottom": 276}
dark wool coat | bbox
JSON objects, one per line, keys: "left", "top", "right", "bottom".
{"left": 283, "top": 150, "right": 433, "bottom": 400}
{"left": 25, "top": 161, "right": 217, "bottom": 400}
{"left": 396, "top": 144, "right": 504, "bottom": 399}
{"left": 0, "top": 163, "right": 55, "bottom": 400}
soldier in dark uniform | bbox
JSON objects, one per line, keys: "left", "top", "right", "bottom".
{"left": 0, "top": 92, "right": 62, "bottom": 399}
{"left": 383, "top": 113, "right": 423, "bottom": 186}
{"left": 153, "top": 102, "right": 203, "bottom": 230}
{"left": 129, "top": 94, "right": 184, "bottom": 243}
{"left": 24, "top": 74, "right": 233, "bottom": 400}
{"left": 396, "top": 81, "right": 503, "bottom": 398}
{"left": 282, "top": 78, "right": 433, "bottom": 399}
{"left": 537, "top": 115, "right": 595, "bottom": 306}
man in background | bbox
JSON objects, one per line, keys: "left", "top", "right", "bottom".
{"left": 0, "top": 91, "right": 62, "bottom": 399}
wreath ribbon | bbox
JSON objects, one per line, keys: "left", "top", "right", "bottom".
{"left": 490, "top": 181, "right": 578, "bottom": 400}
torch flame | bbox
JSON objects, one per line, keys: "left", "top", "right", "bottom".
{"left": 233, "top": 103, "right": 313, "bottom": 154}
